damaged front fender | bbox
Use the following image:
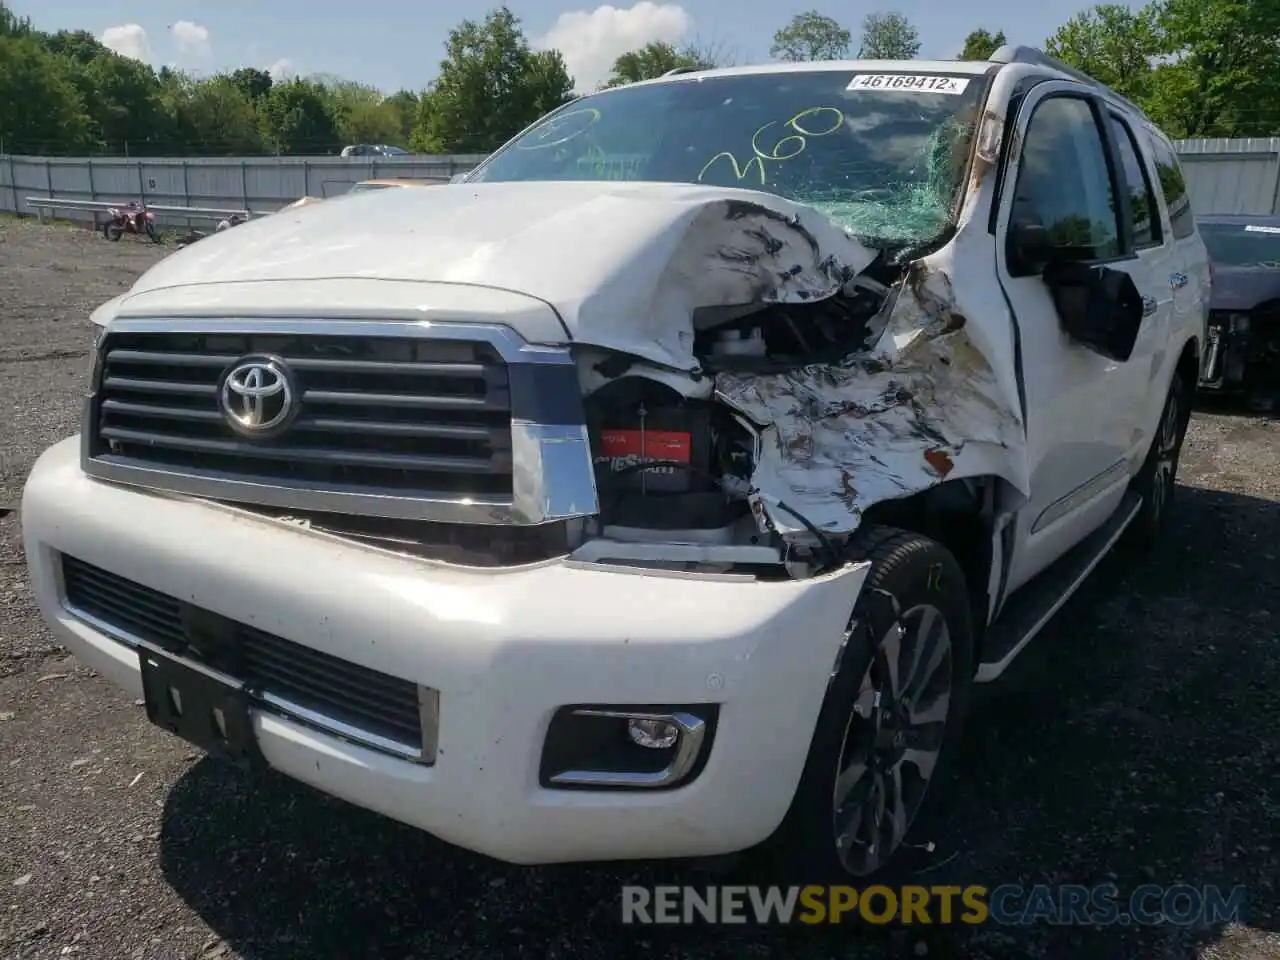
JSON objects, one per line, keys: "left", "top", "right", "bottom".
{"left": 714, "top": 253, "right": 1027, "bottom": 538}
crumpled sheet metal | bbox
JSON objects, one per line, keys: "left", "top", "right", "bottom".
{"left": 715, "top": 251, "right": 1029, "bottom": 538}
{"left": 624, "top": 195, "right": 880, "bottom": 372}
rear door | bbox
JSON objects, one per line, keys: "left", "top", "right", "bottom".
{"left": 994, "top": 82, "right": 1163, "bottom": 591}
{"left": 1144, "top": 131, "right": 1210, "bottom": 380}
{"left": 1106, "top": 110, "right": 1178, "bottom": 456}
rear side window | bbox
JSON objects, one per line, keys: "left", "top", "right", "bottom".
{"left": 1108, "top": 114, "right": 1161, "bottom": 248}
{"left": 1146, "top": 132, "right": 1194, "bottom": 240}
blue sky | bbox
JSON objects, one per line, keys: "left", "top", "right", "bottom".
{"left": 14, "top": 0, "right": 1137, "bottom": 93}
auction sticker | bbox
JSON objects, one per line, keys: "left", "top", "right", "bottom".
{"left": 847, "top": 74, "right": 970, "bottom": 95}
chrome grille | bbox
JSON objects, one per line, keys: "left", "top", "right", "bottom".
{"left": 61, "top": 555, "right": 426, "bottom": 756}
{"left": 90, "top": 331, "right": 513, "bottom": 498}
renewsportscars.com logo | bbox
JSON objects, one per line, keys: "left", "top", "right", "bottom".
{"left": 620, "top": 884, "right": 1249, "bottom": 926}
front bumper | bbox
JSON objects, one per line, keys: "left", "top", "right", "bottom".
{"left": 22, "top": 436, "right": 869, "bottom": 865}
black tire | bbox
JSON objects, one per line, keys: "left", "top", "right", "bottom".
{"left": 144, "top": 221, "right": 160, "bottom": 243}
{"left": 761, "top": 525, "right": 974, "bottom": 884}
{"left": 1126, "top": 372, "right": 1190, "bottom": 548}
{"left": 105, "top": 223, "right": 122, "bottom": 242}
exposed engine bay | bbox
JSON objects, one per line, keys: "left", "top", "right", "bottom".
{"left": 570, "top": 266, "right": 900, "bottom": 578}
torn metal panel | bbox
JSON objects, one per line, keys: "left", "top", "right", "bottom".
{"left": 112, "top": 181, "right": 877, "bottom": 374}
{"left": 715, "top": 249, "right": 1028, "bottom": 538}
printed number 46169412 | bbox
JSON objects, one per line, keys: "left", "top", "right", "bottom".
{"left": 846, "top": 74, "right": 969, "bottom": 95}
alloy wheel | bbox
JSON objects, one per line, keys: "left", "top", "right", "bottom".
{"left": 831, "top": 603, "right": 953, "bottom": 876}
{"left": 1149, "top": 388, "right": 1184, "bottom": 523}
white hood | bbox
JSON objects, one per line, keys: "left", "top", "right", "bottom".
{"left": 122, "top": 181, "right": 878, "bottom": 371}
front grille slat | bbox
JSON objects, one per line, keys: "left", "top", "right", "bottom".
{"left": 242, "top": 634, "right": 423, "bottom": 725}
{"left": 99, "top": 426, "right": 504, "bottom": 474}
{"left": 102, "top": 377, "right": 218, "bottom": 396}
{"left": 101, "top": 399, "right": 223, "bottom": 423}
{"left": 60, "top": 555, "right": 426, "bottom": 756}
{"left": 92, "top": 332, "right": 515, "bottom": 501}
{"left": 292, "top": 416, "right": 498, "bottom": 441}
{"left": 66, "top": 579, "right": 184, "bottom": 638}
{"left": 301, "top": 389, "right": 505, "bottom": 411}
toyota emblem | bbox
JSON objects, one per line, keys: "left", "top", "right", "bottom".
{"left": 219, "top": 356, "right": 297, "bottom": 436}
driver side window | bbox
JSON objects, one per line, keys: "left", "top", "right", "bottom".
{"left": 1009, "top": 96, "right": 1120, "bottom": 262}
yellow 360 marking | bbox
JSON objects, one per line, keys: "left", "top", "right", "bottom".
{"left": 698, "top": 105, "right": 847, "bottom": 186}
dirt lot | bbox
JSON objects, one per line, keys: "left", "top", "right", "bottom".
{"left": 1, "top": 218, "right": 1277, "bottom": 960}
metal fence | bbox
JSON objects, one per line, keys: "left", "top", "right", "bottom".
{"left": 1171, "top": 138, "right": 1280, "bottom": 217}
{"left": 3, "top": 140, "right": 1280, "bottom": 225}
{"left": 0, "top": 154, "right": 488, "bottom": 227}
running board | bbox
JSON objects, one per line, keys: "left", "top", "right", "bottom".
{"left": 975, "top": 490, "right": 1142, "bottom": 683}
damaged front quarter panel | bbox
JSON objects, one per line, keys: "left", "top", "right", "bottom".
{"left": 714, "top": 250, "right": 1028, "bottom": 541}
{"left": 571, "top": 186, "right": 1028, "bottom": 563}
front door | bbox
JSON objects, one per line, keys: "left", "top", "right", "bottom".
{"left": 995, "top": 83, "right": 1163, "bottom": 592}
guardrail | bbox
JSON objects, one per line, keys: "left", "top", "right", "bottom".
{"left": 25, "top": 197, "right": 261, "bottom": 222}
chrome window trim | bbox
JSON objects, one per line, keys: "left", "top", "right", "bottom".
{"left": 63, "top": 601, "right": 437, "bottom": 764}
{"left": 82, "top": 318, "right": 601, "bottom": 526}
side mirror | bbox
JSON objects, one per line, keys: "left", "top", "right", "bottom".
{"left": 1042, "top": 261, "right": 1144, "bottom": 362}
{"left": 1009, "top": 221, "right": 1054, "bottom": 274}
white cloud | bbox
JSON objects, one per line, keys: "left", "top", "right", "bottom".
{"left": 535, "top": 2, "right": 692, "bottom": 92}
{"left": 267, "top": 58, "right": 296, "bottom": 82}
{"left": 170, "top": 20, "right": 212, "bottom": 62}
{"left": 101, "top": 24, "right": 151, "bottom": 62}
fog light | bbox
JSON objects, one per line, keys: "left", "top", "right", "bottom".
{"left": 628, "top": 717, "right": 680, "bottom": 749}
{"left": 540, "top": 706, "right": 717, "bottom": 789}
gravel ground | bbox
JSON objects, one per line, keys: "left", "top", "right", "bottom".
{"left": 0, "top": 218, "right": 1277, "bottom": 960}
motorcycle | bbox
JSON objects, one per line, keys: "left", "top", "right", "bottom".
{"left": 102, "top": 202, "right": 160, "bottom": 243}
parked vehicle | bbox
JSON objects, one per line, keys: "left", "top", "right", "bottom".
{"left": 1196, "top": 214, "right": 1280, "bottom": 408}
{"left": 102, "top": 202, "right": 159, "bottom": 243}
{"left": 346, "top": 178, "right": 439, "bottom": 194}
{"left": 340, "top": 144, "right": 410, "bottom": 158}
{"left": 22, "top": 46, "right": 1208, "bottom": 882}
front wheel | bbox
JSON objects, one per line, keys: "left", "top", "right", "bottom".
{"left": 1126, "top": 372, "right": 1190, "bottom": 548}
{"left": 105, "top": 222, "right": 123, "bottom": 241}
{"left": 764, "top": 526, "right": 974, "bottom": 883}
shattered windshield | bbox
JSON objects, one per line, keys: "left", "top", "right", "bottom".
{"left": 469, "top": 69, "right": 988, "bottom": 248}
{"left": 1200, "top": 221, "right": 1280, "bottom": 268}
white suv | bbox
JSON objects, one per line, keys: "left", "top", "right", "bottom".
{"left": 22, "top": 46, "right": 1208, "bottom": 881}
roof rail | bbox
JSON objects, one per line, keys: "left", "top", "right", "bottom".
{"left": 988, "top": 43, "right": 1150, "bottom": 120}
{"left": 661, "top": 65, "right": 702, "bottom": 77}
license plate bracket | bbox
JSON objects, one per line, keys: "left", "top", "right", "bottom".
{"left": 138, "top": 648, "right": 263, "bottom": 769}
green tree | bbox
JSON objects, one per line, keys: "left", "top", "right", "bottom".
{"left": 80, "top": 54, "right": 167, "bottom": 154}
{"left": 858, "top": 12, "right": 921, "bottom": 59}
{"left": 383, "top": 90, "right": 420, "bottom": 144}
{"left": 1044, "top": 4, "right": 1158, "bottom": 101}
{"left": 606, "top": 41, "right": 699, "bottom": 87}
{"left": 229, "top": 67, "right": 272, "bottom": 103}
{"left": 959, "top": 28, "right": 1006, "bottom": 60}
{"left": 410, "top": 8, "right": 573, "bottom": 154}
{"left": 0, "top": 1, "right": 35, "bottom": 38}
{"left": 167, "top": 74, "right": 263, "bottom": 155}
{"left": 40, "top": 28, "right": 103, "bottom": 64}
{"left": 0, "top": 33, "right": 94, "bottom": 153}
{"left": 325, "top": 79, "right": 404, "bottom": 145}
{"left": 770, "top": 11, "right": 852, "bottom": 62}
{"left": 260, "top": 78, "right": 341, "bottom": 154}
{"left": 1144, "top": 0, "right": 1280, "bottom": 138}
